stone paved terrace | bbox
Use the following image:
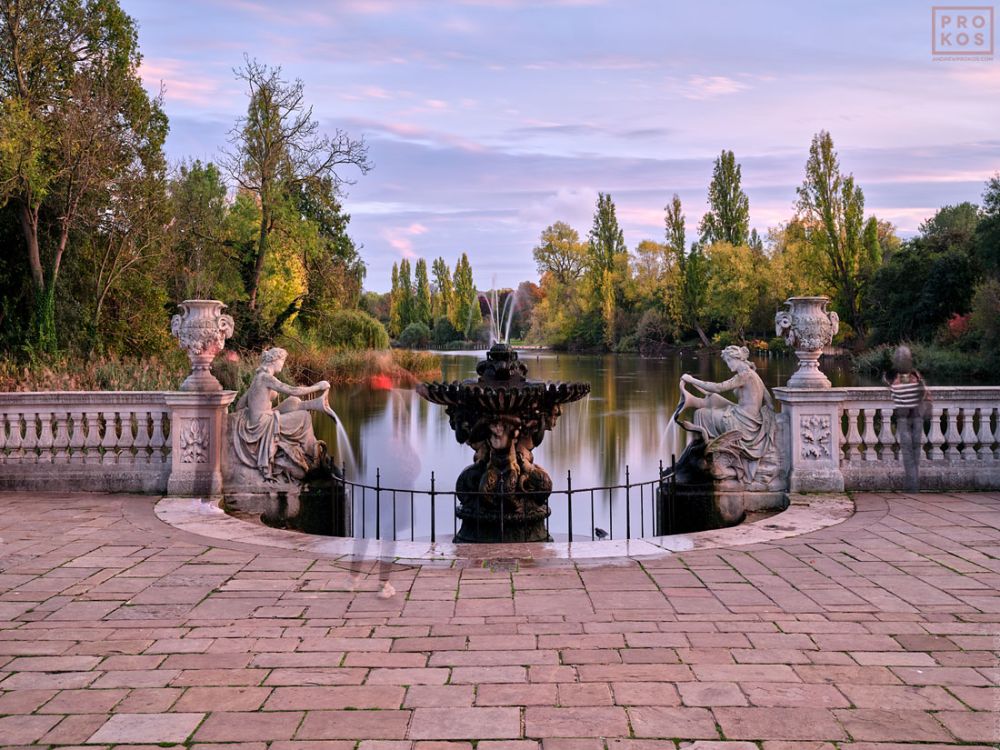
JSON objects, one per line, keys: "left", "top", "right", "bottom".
{"left": 0, "top": 491, "right": 997, "bottom": 749}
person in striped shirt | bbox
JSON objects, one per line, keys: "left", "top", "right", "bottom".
{"left": 883, "top": 346, "right": 928, "bottom": 492}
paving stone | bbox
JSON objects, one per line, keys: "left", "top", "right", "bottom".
{"left": 627, "top": 706, "right": 720, "bottom": 739}
{"left": 296, "top": 709, "right": 411, "bottom": 740}
{"left": 88, "top": 712, "right": 203, "bottom": 744}
{"left": 833, "top": 709, "right": 955, "bottom": 742}
{"left": 194, "top": 710, "right": 304, "bottom": 741}
{"left": 525, "top": 706, "right": 629, "bottom": 738}
{"left": 409, "top": 707, "right": 521, "bottom": 739}
{"left": 713, "top": 707, "right": 847, "bottom": 740}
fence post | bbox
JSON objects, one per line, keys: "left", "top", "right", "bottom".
{"left": 566, "top": 469, "right": 573, "bottom": 543}
{"left": 625, "top": 465, "right": 631, "bottom": 539}
{"left": 430, "top": 471, "right": 437, "bottom": 544}
{"left": 375, "top": 467, "right": 381, "bottom": 541}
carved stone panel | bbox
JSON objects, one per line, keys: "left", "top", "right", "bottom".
{"left": 800, "top": 414, "right": 832, "bottom": 459}
{"left": 179, "top": 418, "right": 209, "bottom": 464}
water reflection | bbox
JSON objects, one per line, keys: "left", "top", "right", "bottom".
{"left": 317, "top": 351, "right": 872, "bottom": 540}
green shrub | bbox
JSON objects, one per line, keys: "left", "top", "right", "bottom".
{"left": 444, "top": 340, "right": 471, "bottom": 350}
{"left": 313, "top": 309, "right": 389, "bottom": 350}
{"left": 398, "top": 321, "right": 432, "bottom": 349}
{"left": 711, "top": 330, "right": 739, "bottom": 348}
{"left": 636, "top": 309, "right": 671, "bottom": 355}
{"left": 431, "top": 316, "right": 460, "bottom": 347}
{"left": 613, "top": 333, "right": 639, "bottom": 353}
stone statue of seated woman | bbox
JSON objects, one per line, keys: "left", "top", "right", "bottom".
{"left": 674, "top": 345, "right": 781, "bottom": 490}
{"left": 229, "top": 347, "right": 337, "bottom": 483}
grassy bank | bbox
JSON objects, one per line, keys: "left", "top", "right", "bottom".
{"left": 852, "top": 342, "right": 993, "bottom": 384}
{"left": 0, "top": 348, "right": 441, "bottom": 393}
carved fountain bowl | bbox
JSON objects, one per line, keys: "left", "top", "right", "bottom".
{"left": 417, "top": 379, "right": 590, "bottom": 414}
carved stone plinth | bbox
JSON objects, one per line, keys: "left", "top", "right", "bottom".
{"left": 773, "top": 387, "right": 845, "bottom": 493}
{"left": 165, "top": 391, "right": 236, "bottom": 497}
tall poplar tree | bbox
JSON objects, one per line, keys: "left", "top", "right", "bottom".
{"left": 664, "top": 194, "right": 710, "bottom": 346}
{"left": 796, "top": 130, "right": 873, "bottom": 335}
{"left": 397, "top": 258, "right": 414, "bottom": 328}
{"left": 588, "top": 193, "right": 627, "bottom": 347}
{"left": 414, "top": 258, "right": 432, "bottom": 326}
{"left": 431, "top": 257, "right": 453, "bottom": 320}
{"left": 451, "top": 253, "right": 478, "bottom": 337}
{"left": 388, "top": 262, "right": 402, "bottom": 336}
{"left": 699, "top": 150, "right": 750, "bottom": 247}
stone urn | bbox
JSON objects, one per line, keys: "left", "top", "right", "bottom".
{"left": 171, "top": 300, "right": 235, "bottom": 391}
{"left": 775, "top": 296, "right": 839, "bottom": 388}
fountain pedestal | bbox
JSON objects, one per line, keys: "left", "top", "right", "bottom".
{"left": 418, "top": 344, "right": 590, "bottom": 543}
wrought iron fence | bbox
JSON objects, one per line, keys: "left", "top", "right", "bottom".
{"left": 332, "top": 458, "right": 678, "bottom": 543}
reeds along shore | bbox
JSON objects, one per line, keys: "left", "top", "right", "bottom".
{"left": 0, "top": 348, "right": 442, "bottom": 393}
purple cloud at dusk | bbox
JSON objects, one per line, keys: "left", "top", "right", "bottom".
{"left": 126, "top": 0, "right": 1000, "bottom": 291}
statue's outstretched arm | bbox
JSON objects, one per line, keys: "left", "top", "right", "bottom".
{"left": 263, "top": 373, "right": 328, "bottom": 398}
{"left": 683, "top": 373, "right": 741, "bottom": 395}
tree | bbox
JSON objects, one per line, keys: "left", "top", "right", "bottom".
{"left": 0, "top": 0, "right": 168, "bottom": 350}
{"left": 296, "top": 177, "right": 365, "bottom": 326}
{"left": 167, "top": 161, "right": 238, "bottom": 301}
{"left": 699, "top": 150, "right": 750, "bottom": 246}
{"left": 397, "top": 258, "right": 413, "bottom": 328}
{"left": 222, "top": 56, "right": 370, "bottom": 312}
{"left": 795, "top": 130, "right": 876, "bottom": 336}
{"left": 388, "top": 263, "right": 402, "bottom": 336}
{"left": 588, "top": 193, "right": 628, "bottom": 347}
{"left": 414, "top": 258, "right": 431, "bottom": 326}
{"left": 664, "top": 194, "right": 710, "bottom": 346}
{"left": 451, "top": 252, "right": 478, "bottom": 337}
{"left": 703, "top": 242, "right": 758, "bottom": 337}
{"left": 431, "top": 257, "right": 453, "bottom": 320}
{"left": 976, "top": 173, "right": 1000, "bottom": 274}
{"left": 533, "top": 221, "right": 588, "bottom": 284}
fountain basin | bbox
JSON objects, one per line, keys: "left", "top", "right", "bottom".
{"left": 417, "top": 344, "right": 590, "bottom": 543}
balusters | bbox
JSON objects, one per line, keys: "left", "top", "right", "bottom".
{"left": 52, "top": 411, "right": 70, "bottom": 463}
{"left": 150, "top": 411, "right": 166, "bottom": 463}
{"left": 101, "top": 411, "right": 118, "bottom": 465}
{"left": 6, "top": 413, "right": 24, "bottom": 462}
{"left": 845, "top": 408, "right": 862, "bottom": 462}
{"left": 927, "top": 405, "right": 945, "bottom": 460}
{"left": 116, "top": 411, "right": 135, "bottom": 465}
{"left": 84, "top": 411, "right": 101, "bottom": 463}
{"left": 0, "top": 413, "right": 9, "bottom": 463}
{"left": 69, "top": 411, "right": 85, "bottom": 464}
{"left": 959, "top": 405, "right": 978, "bottom": 460}
{"left": 133, "top": 410, "right": 151, "bottom": 464}
{"left": 861, "top": 408, "right": 879, "bottom": 461}
{"left": 944, "top": 407, "right": 961, "bottom": 460}
{"left": 877, "top": 406, "right": 897, "bottom": 462}
{"left": 976, "top": 406, "right": 994, "bottom": 460}
{"left": 37, "top": 411, "right": 54, "bottom": 463}
{"left": 21, "top": 412, "right": 38, "bottom": 463}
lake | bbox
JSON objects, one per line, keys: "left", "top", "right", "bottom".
{"left": 317, "top": 351, "right": 873, "bottom": 540}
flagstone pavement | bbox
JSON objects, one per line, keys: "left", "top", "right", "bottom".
{"left": 0, "top": 490, "right": 997, "bottom": 749}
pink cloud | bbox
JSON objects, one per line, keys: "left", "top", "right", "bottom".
{"left": 139, "top": 59, "right": 230, "bottom": 108}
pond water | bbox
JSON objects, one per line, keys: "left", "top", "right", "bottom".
{"left": 316, "top": 351, "right": 874, "bottom": 541}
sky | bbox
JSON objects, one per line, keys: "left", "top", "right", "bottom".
{"left": 125, "top": 0, "right": 1000, "bottom": 292}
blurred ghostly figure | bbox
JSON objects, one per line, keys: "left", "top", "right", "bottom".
{"left": 884, "top": 345, "right": 927, "bottom": 493}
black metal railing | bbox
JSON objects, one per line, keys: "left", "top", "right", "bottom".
{"left": 332, "top": 457, "right": 678, "bottom": 543}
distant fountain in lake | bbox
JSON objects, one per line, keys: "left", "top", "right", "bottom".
{"left": 481, "top": 286, "right": 518, "bottom": 346}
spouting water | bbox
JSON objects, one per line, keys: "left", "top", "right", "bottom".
{"left": 480, "top": 285, "right": 519, "bottom": 346}
{"left": 329, "top": 409, "right": 359, "bottom": 479}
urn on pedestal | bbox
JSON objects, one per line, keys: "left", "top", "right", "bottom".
{"left": 171, "top": 300, "right": 235, "bottom": 391}
{"left": 775, "top": 296, "right": 839, "bottom": 389}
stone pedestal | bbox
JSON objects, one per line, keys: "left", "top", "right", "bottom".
{"left": 773, "top": 387, "right": 845, "bottom": 493}
{"left": 165, "top": 391, "right": 236, "bottom": 497}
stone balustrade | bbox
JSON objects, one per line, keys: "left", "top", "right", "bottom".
{"left": 0, "top": 390, "right": 234, "bottom": 495}
{"left": 0, "top": 392, "right": 172, "bottom": 492}
{"left": 777, "top": 385, "right": 1000, "bottom": 492}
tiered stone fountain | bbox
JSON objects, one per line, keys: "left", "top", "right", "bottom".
{"left": 418, "top": 343, "right": 590, "bottom": 543}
